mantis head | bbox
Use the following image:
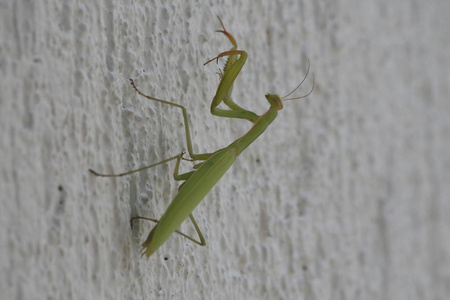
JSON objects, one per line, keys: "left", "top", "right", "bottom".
{"left": 264, "top": 71, "right": 314, "bottom": 111}
{"left": 265, "top": 94, "right": 284, "bottom": 110}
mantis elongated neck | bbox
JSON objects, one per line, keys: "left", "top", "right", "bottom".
{"left": 234, "top": 106, "right": 279, "bottom": 155}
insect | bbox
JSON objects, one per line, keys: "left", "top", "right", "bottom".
{"left": 89, "top": 17, "right": 313, "bottom": 258}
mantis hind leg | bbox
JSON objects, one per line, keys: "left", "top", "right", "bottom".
{"left": 130, "top": 151, "right": 208, "bottom": 246}
{"left": 130, "top": 214, "right": 206, "bottom": 246}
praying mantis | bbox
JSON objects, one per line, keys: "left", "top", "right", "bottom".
{"left": 89, "top": 18, "right": 313, "bottom": 258}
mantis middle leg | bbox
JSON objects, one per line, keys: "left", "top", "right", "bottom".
{"left": 130, "top": 79, "right": 214, "bottom": 161}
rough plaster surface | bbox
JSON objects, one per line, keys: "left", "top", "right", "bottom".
{"left": 1, "top": 1, "right": 449, "bottom": 299}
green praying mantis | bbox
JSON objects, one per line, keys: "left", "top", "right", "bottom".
{"left": 89, "top": 18, "right": 313, "bottom": 258}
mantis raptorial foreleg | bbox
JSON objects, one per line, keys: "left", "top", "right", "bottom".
{"left": 205, "top": 19, "right": 259, "bottom": 123}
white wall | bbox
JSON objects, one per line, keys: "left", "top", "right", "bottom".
{"left": 1, "top": 1, "right": 449, "bottom": 299}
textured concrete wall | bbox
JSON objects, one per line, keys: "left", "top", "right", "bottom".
{"left": 1, "top": 1, "right": 449, "bottom": 299}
